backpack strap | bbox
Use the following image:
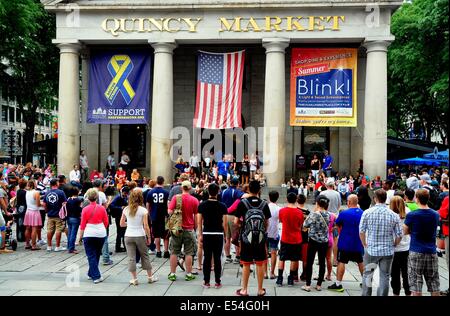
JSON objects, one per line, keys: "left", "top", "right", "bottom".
{"left": 257, "top": 200, "right": 267, "bottom": 211}
{"left": 175, "top": 194, "right": 182, "bottom": 211}
{"left": 241, "top": 198, "right": 252, "bottom": 211}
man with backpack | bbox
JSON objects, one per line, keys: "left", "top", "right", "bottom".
{"left": 232, "top": 180, "right": 271, "bottom": 296}
{"left": 167, "top": 180, "right": 199, "bottom": 282}
{"left": 420, "top": 174, "right": 439, "bottom": 210}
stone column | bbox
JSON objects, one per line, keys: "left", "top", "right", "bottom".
{"left": 329, "top": 127, "right": 340, "bottom": 171}
{"left": 149, "top": 41, "right": 176, "bottom": 180}
{"left": 56, "top": 42, "right": 81, "bottom": 176}
{"left": 339, "top": 127, "right": 351, "bottom": 174}
{"left": 80, "top": 49, "right": 100, "bottom": 172}
{"left": 363, "top": 41, "right": 390, "bottom": 178}
{"left": 262, "top": 38, "right": 289, "bottom": 186}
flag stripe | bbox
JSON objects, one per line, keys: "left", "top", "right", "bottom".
{"left": 194, "top": 82, "right": 201, "bottom": 128}
{"left": 194, "top": 51, "right": 245, "bottom": 130}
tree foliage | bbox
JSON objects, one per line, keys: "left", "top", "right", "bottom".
{"left": 388, "top": 0, "right": 449, "bottom": 143}
{"left": 0, "top": 0, "right": 59, "bottom": 162}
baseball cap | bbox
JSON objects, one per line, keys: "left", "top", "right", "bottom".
{"left": 420, "top": 174, "right": 432, "bottom": 184}
{"left": 181, "top": 180, "right": 192, "bottom": 189}
{"left": 406, "top": 176, "right": 419, "bottom": 190}
{"left": 326, "top": 178, "right": 335, "bottom": 186}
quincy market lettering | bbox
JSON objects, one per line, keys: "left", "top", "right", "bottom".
{"left": 101, "top": 16, "right": 345, "bottom": 36}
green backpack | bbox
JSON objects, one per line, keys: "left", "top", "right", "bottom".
{"left": 166, "top": 194, "right": 183, "bottom": 237}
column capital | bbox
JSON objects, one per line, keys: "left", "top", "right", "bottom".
{"left": 53, "top": 40, "right": 81, "bottom": 54}
{"left": 80, "top": 46, "right": 90, "bottom": 60}
{"left": 363, "top": 40, "right": 391, "bottom": 54}
{"left": 262, "top": 38, "right": 290, "bottom": 54}
{"left": 149, "top": 41, "right": 177, "bottom": 54}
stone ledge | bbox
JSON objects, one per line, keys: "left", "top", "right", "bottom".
{"left": 44, "top": 0, "right": 404, "bottom": 11}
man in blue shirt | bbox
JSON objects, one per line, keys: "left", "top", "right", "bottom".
{"left": 221, "top": 177, "right": 244, "bottom": 263}
{"left": 404, "top": 188, "right": 441, "bottom": 296}
{"left": 217, "top": 156, "right": 229, "bottom": 181}
{"left": 322, "top": 150, "right": 333, "bottom": 177}
{"left": 43, "top": 179, "right": 67, "bottom": 252}
{"left": 147, "top": 176, "right": 170, "bottom": 258}
{"left": 328, "top": 194, "right": 364, "bottom": 292}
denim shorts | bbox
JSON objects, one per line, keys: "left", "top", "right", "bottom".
{"left": 267, "top": 237, "right": 280, "bottom": 252}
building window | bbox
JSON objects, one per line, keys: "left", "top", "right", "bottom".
{"left": 1, "top": 107, "right": 7, "bottom": 122}
{"left": 8, "top": 107, "right": 14, "bottom": 123}
{"left": 17, "top": 109, "right": 22, "bottom": 123}
{"left": 17, "top": 132, "right": 22, "bottom": 147}
{"left": 1, "top": 130, "right": 7, "bottom": 147}
{"left": 45, "top": 134, "right": 49, "bottom": 140}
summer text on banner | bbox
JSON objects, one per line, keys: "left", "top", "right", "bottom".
{"left": 87, "top": 49, "right": 151, "bottom": 124}
{"left": 290, "top": 48, "right": 357, "bottom": 127}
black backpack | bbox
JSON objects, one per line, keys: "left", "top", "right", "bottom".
{"left": 424, "top": 186, "right": 439, "bottom": 210}
{"left": 241, "top": 199, "right": 267, "bottom": 246}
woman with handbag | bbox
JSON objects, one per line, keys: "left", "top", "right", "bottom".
{"left": 79, "top": 188, "right": 109, "bottom": 284}
{"left": 302, "top": 195, "right": 331, "bottom": 292}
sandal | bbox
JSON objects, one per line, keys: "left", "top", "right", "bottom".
{"left": 236, "top": 289, "right": 249, "bottom": 296}
{"left": 129, "top": 279, "right": 139, "bottom": 286}
{"left": 31, "top": 247, "right": 41, "bottom": 251}
{"left": 148, "top": 275, "right": 159, "bottom": 283}
{"left": 301, "top": 285, "right": 311, "bottom": 292}
{"left": 257, "top": 288, "right": 267, "bottom": 296}
{"left": 270, "top": 275, "right": 276, "bottom": 280}
{"left": 25, "top": 245, "right": 32, "bottom": 250}
{"left": 315, "top": 286, "right": 322, "bottom": 291}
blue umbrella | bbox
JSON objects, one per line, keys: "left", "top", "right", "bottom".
{"left": 398, "top": 157, "right": 445, "bottom": 166}
{"left": 423, "top": 149, "right": 449, "bottom": 160}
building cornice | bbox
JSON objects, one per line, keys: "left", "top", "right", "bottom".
{"left": 43, "top": 0, "right": 404, "bottom": 12}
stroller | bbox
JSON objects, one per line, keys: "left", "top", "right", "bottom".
{"left": 0, "top": 211, "right": 17, "bottom": 251}
{"left": 3, "top": 224, "right": 17, "bottom": 251}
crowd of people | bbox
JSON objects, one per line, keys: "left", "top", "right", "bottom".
{"left": 0, "top": 153, "right": 448, "bottom": 296}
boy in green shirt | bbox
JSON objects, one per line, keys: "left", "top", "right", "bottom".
{"left": 405, "top": 188, "right": 419, "bottom": 211}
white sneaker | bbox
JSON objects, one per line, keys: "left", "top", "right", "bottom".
{"left": 54, "top": 246, "right": 67, "bottom": 252}
{"left": 93, "top": 277, "right": 104, "bottom": 284}
{"left": 148, "top": 250, "right": 156, "bottom": 255}
{"left": 38, "top": 240, "right": 47, "bottom": 246}
{"left": 46, "top": 246, "right": 52, "bottom": 252}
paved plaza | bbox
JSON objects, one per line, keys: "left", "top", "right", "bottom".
{"left": 0, "top": 217, "right": 448, "bottom": 296}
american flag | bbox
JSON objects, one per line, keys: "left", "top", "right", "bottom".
{"left": 194, "top": 51, "right": 245, "bottom": 129}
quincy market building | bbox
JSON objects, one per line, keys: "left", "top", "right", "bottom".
{"left": 44, "top": 0, "right": 402, "bottom": 186}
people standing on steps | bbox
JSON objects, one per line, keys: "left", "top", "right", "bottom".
{"left": 79, "top": 150, "right": 89, "bottom": 183}
{"left": 310, "top": 154, "right": 321, "bottom": 182}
